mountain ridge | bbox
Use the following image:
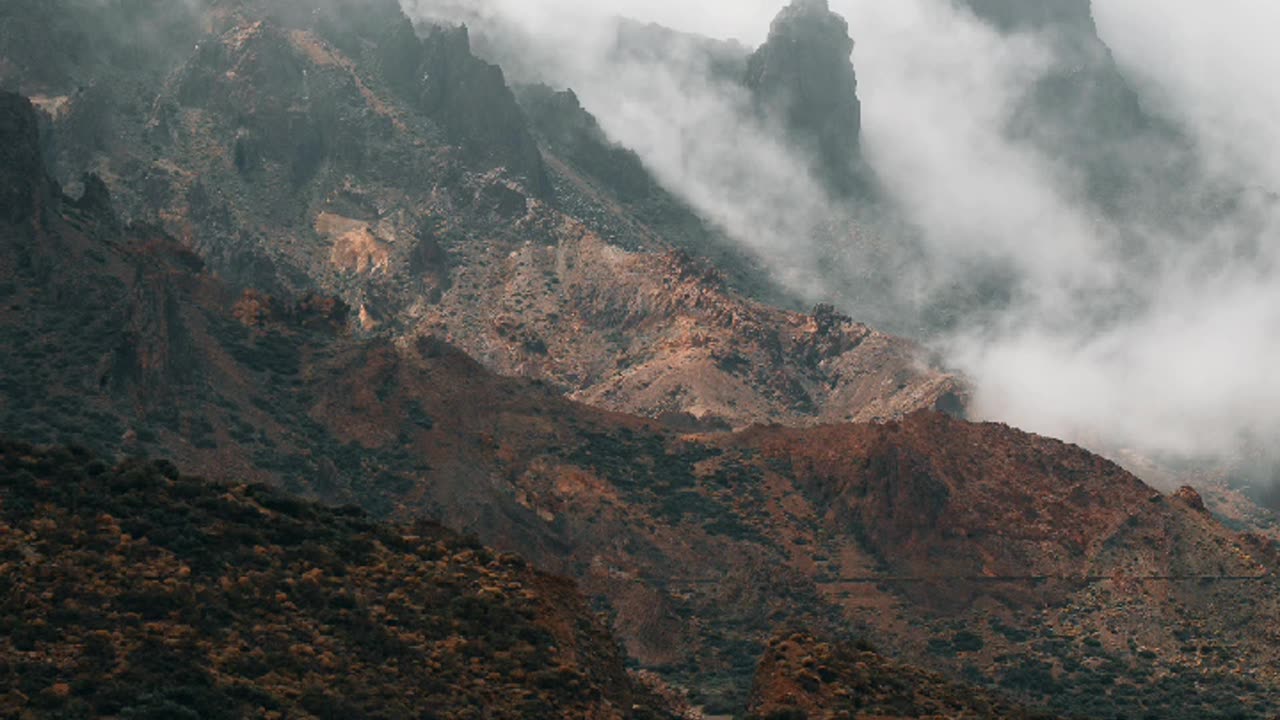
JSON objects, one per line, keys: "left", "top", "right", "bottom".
{"left": 3, "top": 1, "right": 1280, "bottom": 717}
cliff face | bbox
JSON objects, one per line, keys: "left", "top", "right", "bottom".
{"left": 958, "top": 0, "right": 1095, "bottom": 32}
{"left": 419, "top": 25, "right": 550, "bottom": 197}
{"left": 747, "top": 631, "right": 1056, "bottom": 720}
{"left": 745, "top": 0, "right": 863, "bottom": 197}
{"left": 956, "top": 0, "right": 1180, "bottom": 213}
{"left": 0, "top": 93, "right": 44, "bottom": 224}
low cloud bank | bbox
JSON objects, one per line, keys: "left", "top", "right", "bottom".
{"left": 404, "top": 0, "right": 1280, "bottom": 488}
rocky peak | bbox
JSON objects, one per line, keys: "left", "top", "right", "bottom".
{"left": 0, "top": 91, "right": 47, "bottom": 224}
{"left": 957, "top": 0, "right": 1096, "bottom": 33}
{"left": 405, "top": 22, "right": 551, "bottom": 197}
{"left": 955, "top": 0, "right": 1170, "bottom": 213}
{"left": 746, "top": 0, "right": 863, "bottom": 196}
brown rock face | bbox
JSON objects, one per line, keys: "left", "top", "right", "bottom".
{"left": 1173, "top": 485, "right": 1209, "bottom": 513}
{"left": 746, "top": 0, "right": 864, "bottom": 196}
{"left": 747, "top": 631, "right": 1057, "bottom": 719}
{"left": 745, "top": 413, "right": 1166, "bottom": 584}
{"left": 420, "top": 229, "right": 960, "bottom": 429}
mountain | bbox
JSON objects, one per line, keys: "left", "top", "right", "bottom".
{"left": 955, "top": 0, "right": 1196, "bottom": 218}
{"left": 0, "top": 438, "right": 680, "bottom": 719}
{"left": 745, "top": 0, "right": 864, "bottom": 197}
{"left": 2, "top": 118, "right": 1276, "bottom": 714}
{"left": 4, "top": 1, "right": 1280, "bottom": 718}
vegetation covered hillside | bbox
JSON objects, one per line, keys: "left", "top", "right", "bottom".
{"left": 0, "top": 439, "right": 678, "bottom": 719}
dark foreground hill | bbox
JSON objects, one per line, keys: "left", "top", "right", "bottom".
{"left": 0, "top": 438, "right": 679, "bottom": 720}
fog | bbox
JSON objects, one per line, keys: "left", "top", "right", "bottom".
{"left": 403, "top": 0, "right": 1280, "bottom": 487}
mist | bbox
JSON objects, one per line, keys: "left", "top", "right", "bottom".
{"left": 402, "top": 0, "right": 1280, "bottom": 490}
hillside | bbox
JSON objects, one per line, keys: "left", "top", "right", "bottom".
{"left": 0, "top": 438, "right": 679, "bottom": 719}
{"left": 3, "top": 2, "right": 1280, "bottom": 719}
{"left": 747, "top": 631, "right": 1056, "bottom": 720}
{"left": 3, "top": 69, "right": 1280, "bottom": 718}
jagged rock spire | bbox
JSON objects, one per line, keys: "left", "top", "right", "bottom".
{"left": 0, "top": 92, "right": 46, "bottom": 225}
{"left": 956, "top": 0, "right": 1096, "bottom": 32}
{"left": 746, "top": 0, "right": 863, "bottom": 196}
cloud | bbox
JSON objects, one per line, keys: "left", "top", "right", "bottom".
{"left": 403, "top": 0, "right": 1280, "bottom": 489}
{"left": 1095, "top": 0, "right": 1280, "bottom": 190}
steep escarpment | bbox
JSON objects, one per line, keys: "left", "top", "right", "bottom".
{"left": 0, "top": 440, "right": 678, "bottom": 719}
{"left": 379, "top": 18, "right": 550, "bottom": 197}
{"left": 746, "top": 0, "right": 864, "bottom": 197}
{"left": 517, "top": 83, "right": 790, "bottom": 307}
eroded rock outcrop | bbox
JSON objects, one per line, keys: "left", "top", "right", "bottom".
{"left": 0, "top": 92, "right": 44, "bottom": 224}
{"left": 390, "top": 21, "right": 551, "bottom": 197}
{"left": 746, "top": 0, "right": 863, "bottom": 196}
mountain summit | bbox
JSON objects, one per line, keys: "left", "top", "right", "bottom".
{"left": 958, "top": 0, "right": 1096, "bottom": 32}
{"left": 746, "top": 0, "right": 864, "bottom": 196}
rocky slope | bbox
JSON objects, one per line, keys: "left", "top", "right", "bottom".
{"left": 4, "top": 3, "right": 1280, "bottom": 719}
{"left": 3, "top": 0, "right": 953, "bottom": 431}
{"left": 746, "top": 631, "right": 1055, "bottom": 720}
{"left": 2, "top": 136, "right": 1276, "bottom": 714}
{"left": 0, "top": 438, "right": 679, "bottom": 719}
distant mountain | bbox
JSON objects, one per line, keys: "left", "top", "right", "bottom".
{"left": 956, "top": 0, "right": 1202, "bottom": 219}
